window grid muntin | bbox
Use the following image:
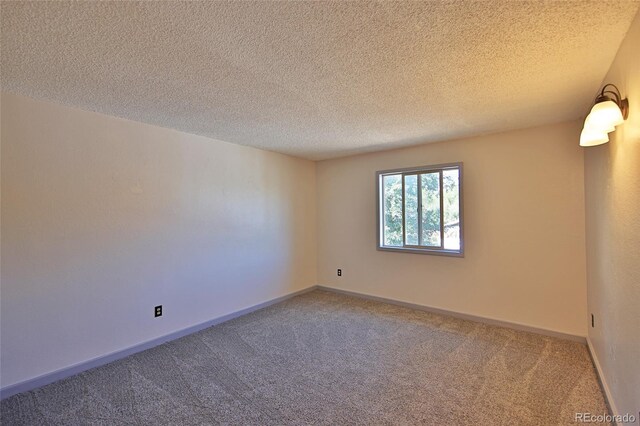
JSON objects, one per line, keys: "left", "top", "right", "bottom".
{"left": 402, "top": 170, "right": 444, "bottom": 250}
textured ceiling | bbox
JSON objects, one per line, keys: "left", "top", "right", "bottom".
{"left": 2, "top": 1, "right": 639, "bottom": 160}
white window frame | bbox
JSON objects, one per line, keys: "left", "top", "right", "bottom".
{"left": 376, "top": 162, "right": 464, "bottom": 257}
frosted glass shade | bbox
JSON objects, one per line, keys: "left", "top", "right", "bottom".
{"left": 584, "top": 112, "right": 615, "bottom": 133}
{"left": 580, "top": 128, "right": 609, "bottom": 147}
{"left": 586, "top": 100, "right": 624, "bottom": 130}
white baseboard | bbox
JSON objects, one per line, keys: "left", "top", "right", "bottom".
{"left": 316, "top": 285, "right": 586, "bottom": 343}
{"left": 0, "top": 286, "right": 317, "bottom": 400}
{"left": 586, "top": 337, "right": 619, "bottom": 421}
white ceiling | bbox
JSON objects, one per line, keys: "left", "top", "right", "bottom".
{"left": 2, "top": 1, "right": 638, "bottom": 160}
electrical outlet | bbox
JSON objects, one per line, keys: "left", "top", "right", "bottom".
{"left": 591, "top": 314, "right": 594, "bottom": 328}
{"left": 155, "top": 305, "right": 162, "bottom": 317}
{"left": 337, "top": 269, "right": 342, "bottom": 277}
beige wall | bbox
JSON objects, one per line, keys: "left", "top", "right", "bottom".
{"left": 317, "top": 121, "right": 587, "bottom": 336}
{"left": 0, "top": 92, "right": 317, "bottom": 388}
{"left": 584, "top": 10, "right": 640, "bottom": 418}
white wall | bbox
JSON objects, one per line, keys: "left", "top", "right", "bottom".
{"left": 584, "top": 9, "right": 640, "bottom": 418}
{"left": 317, "top": 121, "right": 587, "bottom": 337}
{"left": 0, "top": 92, "right": 317, "bottom": 388}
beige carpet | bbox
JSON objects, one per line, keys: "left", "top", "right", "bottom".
{"left": 1, "top": 289, "right": 610, "bottom": 425}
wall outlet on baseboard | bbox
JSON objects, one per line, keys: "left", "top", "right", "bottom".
{"left": 337, "top": 269, "right": 342, "bottom": 277}
{"left": 155, "top": 305, "right": 162, "bottom": 317}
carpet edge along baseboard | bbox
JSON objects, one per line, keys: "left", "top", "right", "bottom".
{"left": 316, "top": 285, "right": 586, "bottom": 343}
{"left": 2, "top": 284, "right": 587, "bottom": 400}
{"left": 0, "top": 286, "right": 317, "bottom": 400}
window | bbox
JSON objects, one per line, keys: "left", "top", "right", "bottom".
{"left": 377, "top": 163, "right": 463, "bottom": 256}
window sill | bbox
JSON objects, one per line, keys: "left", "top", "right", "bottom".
{"left": 377, "top": 246, "right": 464, "bottom": 257}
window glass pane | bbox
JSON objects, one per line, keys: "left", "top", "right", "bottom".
{"left": 420, "top": 172, "right": 441, "bottom": 246}
{"left": 379, "top": 165, "right": 462, "bottom": 255}
{"left": 382, "top": 174, "right": 403, "bottom": 246}
{"left": 404, "top": 174, "right": 419, "bottom": 245}
{"left": 443, "top": 169, "right": 460, "bottom": 250}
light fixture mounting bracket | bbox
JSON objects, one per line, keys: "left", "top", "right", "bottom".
{"left": 619, "top": 98, "right": 629, "bottom": 120}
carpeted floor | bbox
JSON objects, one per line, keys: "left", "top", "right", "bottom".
{"left": 1, "top": 290, "right": 610, "bottom": 425}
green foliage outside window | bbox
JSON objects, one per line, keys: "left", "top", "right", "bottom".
{"left": 382, "top": 167, "right": 460, "bottom": 250}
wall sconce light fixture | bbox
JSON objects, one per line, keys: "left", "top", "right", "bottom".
{"left": 580, "top": 84, "right": 629, "bottom": 147}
